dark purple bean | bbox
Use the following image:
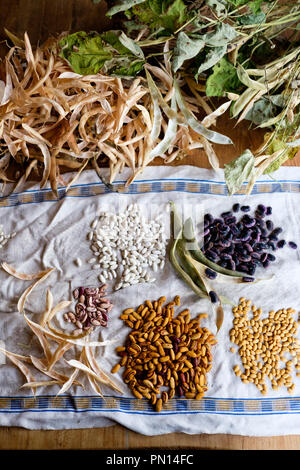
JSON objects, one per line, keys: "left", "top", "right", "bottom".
{"left": 272, "top": 227, "right": 283, "bottom": 237}
{"left": 218, "top": 260, "right": 228, "bottom": 268}
{"left": 242, "top": 215, "right": 256, "bottom": 227}
{"left": 230, "top": 225, "right": 240, "bottom": 235}
{"left": 251, "top": 252, "right": 261, "bottom": 259}
{"left": 232, "top": 203, "right": 240, "bottom": 212}
{"left": 205, "top": 250, "right": 218, "bottom": 259}
{"left": 248, "top": 264, "right": 256, "bottom": 275}
{"left": 240, "top": 231, "right": 251, "bottom": 242}
{"left": 209, "top": 230, "right": 218, "bottom": 242}
{"left": 260, "top": 243, "right": 268, "bottom": 249}
{"left": 205, "top": 268, "right": 217, "bottom": 280}
{"left": 220, "top": 253, "right": 232, "bottom": 260}
{"left": 260, "top": 252, "right": 268, "bottom": 263}
{"left": 234, "top": 244, "right": 244, "bottom": 252}
{"left": 241, "top": 205, "right": 251, "bottom": 212}
{"left": 237, "top": 264, "right": 249, "bottom": 273}
{"left": 268, "top": 253, "right": 276, "bottom": 262}
{"left": 255, "top": 210, "right": 265, "bottom": 219}
{"left": 257, "top": 219, "right": 266, "bottom": 229}
{"left": 266, "top": 206, "right": 272, "bottom": 215}
{"left": 257, "top": 204, "right": 266, "bottom": 214}
{"left": 238, "top": 255, "right": 252, "bottom": 262}
{"left": 206, "top": 253, "right": 217, "bottom": 262}
{"left": 219, "top": 225, "right": 230, "bottom": 235}
{"left": 252, "top": 259, "right": 262, "bottom": 266}
{"left": 267, "top": 241, "right": 276, "bottom": 251}
{"left": 242, "top": 276, "right": 255, "bottom": 282}
{"left": 209, "top": 291, "right": 219, "bottom": 303}
{"left": 224, "top": 216, "right": 236, "bottom": 225}
{"left": 225, "top": 232, "right": 234, "bottom": 241}
{"left": 260, "top": 229, "right": 268, "bottom": 238}
{"left": 219, "top": 240, "right": 231, "bottom": 248}
{"left": 266, "top": 220, "right": 274, "bottom": 231}
{"left": 228, "top": 259, "right": 236, "bottom": 271}
{"left": 263, "top": 260, "right": 270, "bottom": 268}
{"left": 255, "top": 242, "right": 268, "bottom": 251}
{"left": 277, "top": 239, "right": 286, "bottom": 248}
{"left": 244, "top": 243, "right": 253, "bottom": 253}
{"left": 232, "top": 254, "right": 239, "bottom": 264}
{"left": 252, "top": 233, "right": 261, "bottom": 243}
{"left": 221, "top": 211, "right": 232, "bottom": 218}
{"left": 288, "top": 241, "right": 298, "bottom": 249}
{"left": 204, "top": 213, "right": 214, "bottom": 224}
{"left": 222, "top": 246, "right": 234, "bottom": 255}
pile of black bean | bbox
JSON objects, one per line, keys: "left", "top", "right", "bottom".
{"left": 202, "top": 203, "right": 297, "bottom": 279}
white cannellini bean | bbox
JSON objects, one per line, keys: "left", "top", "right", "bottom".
{"left": 91, "top": 218, "right": 98, "bottom": 229}
{"left": 86, "top": 204, "right": 167, "bottom": 289}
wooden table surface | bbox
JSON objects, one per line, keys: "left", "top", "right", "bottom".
{"left": 1, "top": 0, "right": 300, "bottom": 451}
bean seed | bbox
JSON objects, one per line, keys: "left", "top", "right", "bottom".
{"left": 230, "top": 298, "right": 299, "bottom": 394}
{"left": 112, "top": 295, "right": 216, "bottom": 412}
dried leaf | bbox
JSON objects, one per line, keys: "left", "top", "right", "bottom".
{"left": 107, "top": 0, "right": 146, "bottom": 16}
{"left": 172, "top": 32, "right": 205, "bottom": 73}
{"left": 224, "top": 149, "right": 255, "bottom": 195}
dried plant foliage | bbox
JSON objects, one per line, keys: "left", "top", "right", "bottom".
{"left": 0, "top": 33, "right": 231, "bottom": 196}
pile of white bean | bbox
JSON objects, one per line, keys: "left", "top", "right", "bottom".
{"left": 85, "top": 203, "right": 167, "bottom": 290}
{"left": 0, "top": 225, "right": 16, "bottom": 250}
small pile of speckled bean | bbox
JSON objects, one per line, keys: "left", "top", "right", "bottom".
{"left": 64, "top": 285, "right": 113, "bottom": 334}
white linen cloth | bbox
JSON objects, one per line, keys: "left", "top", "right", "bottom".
{"left": 0, "top": 164, "right": 299, "bottom": 435}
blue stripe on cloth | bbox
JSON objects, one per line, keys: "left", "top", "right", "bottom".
{"left": 0, "top": 177, "right": 300, "bottom": 207}
{"left": 0, "top": 395, "right": 300, "bottom": 415}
